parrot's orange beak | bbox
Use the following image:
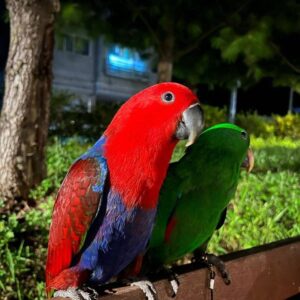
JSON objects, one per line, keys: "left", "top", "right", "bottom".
{"left": 175, "top": 103, "right": 204, "bottom": 147}
{"left": 241, "top": 148, "right": 254, "bottom": 173}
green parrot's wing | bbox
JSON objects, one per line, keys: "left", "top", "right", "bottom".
{"left": 216, "top": 207, "right": 227, "bottom": 230}
{"left": 148, "top": 124, "right": 250, "bottom": 266}
{"left": 193, "top": 207, "right": 228, "bottom": 257}
{"left": 148, "top": 162, "right": 181, "bottom": 249}
{"left": 193, "top": 239, "right": 210, "bottom": 255}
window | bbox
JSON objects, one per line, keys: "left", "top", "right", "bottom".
{"left": 55, "top": 34, "right": 64, "bottom": 51}
{"left": 105, "top": 44, "right": 150, "bottom": 80}
{"left": 55, "top": 34, "right": 90, "bottom": 56}
{"left": 74, "top": 37, "right": 90, "bottom": 55}
{"left": 65, "top": 35, "right": 73, "bottom": 52}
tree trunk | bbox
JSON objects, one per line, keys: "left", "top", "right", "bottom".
{"left": 157, "top": 35, "right": 174, "bottom": 83}
{"left": 157, "top": 60, "right": 173, "bottom": 83}
{"left": 0, "top": 0, "right": 60, "bottom": 206}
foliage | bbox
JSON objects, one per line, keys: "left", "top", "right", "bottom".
{"left": 208, "top": 135, "right": 300, "bottom": 254}
{"left": 202, "top": 105, "right": 228, "bottom": 129}
{"left": 252, "top": 140, "right": 300, "bottom": 174}
{"left": 208, "top": 170, "right": 300, "bottom": 254}
{"left": 58, "top": 0, "right": 246, "bottom": 57}
{"left": 236, "top": 112, "right": 274, "bottom": 137}
{"left": 209, "top": 0, "right": 300, "bottom": 91}
{"left": 59, "top": 0, "right": 300, "bottom": 86}
{"left": 1, "top": 133, "right": 300, "bottom": 299}
{"left": 50, "top": 99, "right": 230, "bottom": 141}
{"left": 50, "top": 96, "right": 231, "bottom": 140}
{"left": 273, "top": 113, "right": 300, "bottom": 138}
{"left": 193, "top": 104, "right": 300, "bottom": 139}
{"left": 30, "top": 138, "right": 90, "bottom": 200}
{"left": 236, "top": 112, "right": 300, "bottom": 138}
{"left": 251, "top": 136, "right": 300, "bottom": 149}
{"left": 0, "top": 198, "right": 52, "bottom": 300}
{"left": 49, "top": 92, "right": 121, "bottom": 141}
{"left": 0, "top": 139, "right": 90, "bottom": 300}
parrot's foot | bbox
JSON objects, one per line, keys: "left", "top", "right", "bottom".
{"left": 198, "top": 253, "right": 231, "bottom": 285}
{"left": 54, "top": 287, "right": 98, "bottom": 300}
{"left": 130, "top": 280, "right": 157, "bottom": 300}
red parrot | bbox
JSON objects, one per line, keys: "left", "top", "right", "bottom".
{"left": 45, "top": 82, "right": 204, "bottom": 299}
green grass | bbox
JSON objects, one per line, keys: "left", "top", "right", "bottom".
{"left": 208, "top": 170, "right": 300, "bottom": 254}
{"left": 207, "top": 136, "right": 300, "bottom": 254}
{"left": 0, "top": 135, "right": 299, "bottom": 299}
{"left": 0, "top": 138, "right": 89, "bottom": 300}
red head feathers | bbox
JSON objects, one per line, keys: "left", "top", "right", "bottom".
{"left": 104, "top": 82, "right": 204, "bottom": 209}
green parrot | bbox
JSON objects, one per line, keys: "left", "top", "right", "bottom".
{"left": 144, "top": 123, "right": 254, "bottom": 290}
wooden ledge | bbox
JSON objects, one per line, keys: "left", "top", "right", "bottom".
{"left": 53, "top": 236, "right": 300, "bottom": 300}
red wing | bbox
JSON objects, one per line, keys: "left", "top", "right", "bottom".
{"left": 45, "top": 158, "right": 103, "bottom": 288}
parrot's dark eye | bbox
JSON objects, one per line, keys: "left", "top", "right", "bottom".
{"left": 241, "top": 131, "right": 247, "bottom": 139}
{"left": 162, "top": 92, "right": 175, "bottom": 103}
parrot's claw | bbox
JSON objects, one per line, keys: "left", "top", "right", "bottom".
{"left": 200, "top": 253, "right": 231, "bottom": 285}
{"left": 54, "top": 287, "right": 97, "bottom": 300}
{"left": 131, "top": 280, "right": 157, "bottom": 300}
{"left": 163, "top": 267, "right": 180, "bottom": 297}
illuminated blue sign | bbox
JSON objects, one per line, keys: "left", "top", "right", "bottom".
{"left": 105, "top": 45, "right": 150, "bottom": 80}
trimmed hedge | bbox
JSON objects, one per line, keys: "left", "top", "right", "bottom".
{"left": 49, "top": 93, "right": 300, "bottom": 139}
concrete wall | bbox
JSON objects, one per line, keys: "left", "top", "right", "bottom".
{"left": 52, "top": 35, "right": 156, "bottom": 104}
{"left": 52, "top": 39, "right": 97, "bottom": 99}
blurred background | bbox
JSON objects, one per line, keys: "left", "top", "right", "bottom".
{"left": 0, "top": 0, "right": 299, "bottom": 299}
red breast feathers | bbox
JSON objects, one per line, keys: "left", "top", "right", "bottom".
{"left": 104, "top": 82, "right": 201, "bottom": 209}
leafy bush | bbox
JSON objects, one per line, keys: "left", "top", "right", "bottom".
{"left": 202, "top": 104, "right": 227, "bottom": 128}
{"left": 1, "top": 133, "right": 300, "bottom": 299}
{"left": 50, "top": 93, "right": 300, "bottom": 139}
{"left": 273, "top": 113, "right": 300, "bottom": 139}
{"left": 236, "top": 112, "right": 274, "bottom": 137}
{"left": 0, "top": 139, "right": 90, "bottom": 300}
{"left": 251, "top": 136, "right": 300, "bottom": 149}
{"left": 208, "top": 135, "right": 300, "bottom": 254}
{"left": 0, "top": 198, "right": 52, "bottom": 300}
{"left": 208, "top": 170, "right": 300, "bottom": 254}
{"left": 236, "top": 112, "right": 300, "bottom": 138}
{"left": 30, "top": 138, "right": 90, "bottom": 200}
{"left": 49, "top": 92, "right": 121, "bottom": 140}
{"left": 50, "top": 95, "right": 229, "bottom": 139}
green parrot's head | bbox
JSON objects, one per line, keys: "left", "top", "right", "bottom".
{"left": 181, "top": 122, "right": 254, "bottom": 177}
{"left": 198, "top": 122, "right": 254, "bottom": 172}
{"left": 173, "top": 122, "right": 254, "bottom": 191}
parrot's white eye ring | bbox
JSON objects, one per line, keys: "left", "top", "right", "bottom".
{"left": 161, "top": 92, "right": 175, "bottom": 103}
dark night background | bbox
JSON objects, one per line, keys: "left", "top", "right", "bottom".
{"left": 199, "top": 79, "right": 300, "bottom": 115}
{"left": 1, "top": 3, "right": 299, "bottom": 115}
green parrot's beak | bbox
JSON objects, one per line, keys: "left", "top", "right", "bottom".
{"left": 175, "top": 103, "right": 204, "bottom": 147}
{"left": 242, "top": 148, "right": 255, "bottom": 173}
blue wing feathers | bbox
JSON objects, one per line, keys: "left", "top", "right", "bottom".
{"left": 70, "top": 136, "right": 157, "bottom": 284}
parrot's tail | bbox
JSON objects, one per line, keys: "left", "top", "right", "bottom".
{"left": 46, "top": 267, "right": 90, "bottom": 294}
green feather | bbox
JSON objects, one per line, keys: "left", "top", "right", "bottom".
{"left": 147, "top": 123, "right": 250, "bottom": 265}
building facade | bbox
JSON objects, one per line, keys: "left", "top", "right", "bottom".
{"left": 1, "top": 17, "right": 298, "bottom": 115}
{"left": 52, "top": 33, "right": 157, "bottom": 108}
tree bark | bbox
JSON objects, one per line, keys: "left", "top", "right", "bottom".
{"left": 0, "top": 0, "right": 60, "bottom": 206}
{"left": 157, "top": 60, "right": 173, "bottom": 83}
{"left": 157, "top": 35, "right": 174, "bottom": 83}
